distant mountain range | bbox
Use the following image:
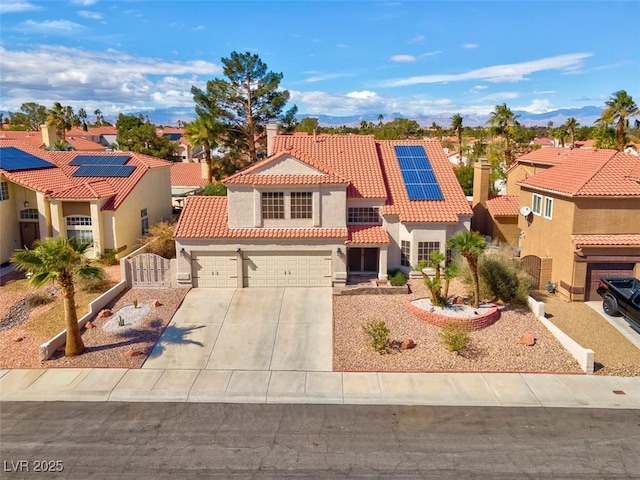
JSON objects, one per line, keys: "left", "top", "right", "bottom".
{"left": 124, "top": 105, "right": 605, "bottom": 129}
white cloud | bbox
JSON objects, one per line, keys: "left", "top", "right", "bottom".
{"left": 419, "top": 51, "right": 442, "bottom": 58}
{"left": 17, "top": 19, "right": 84, "bottom": 33}
{"left": 470, "top": 85, "right": 488, "bottom": 92}
{"left": 78, "top": 10, "right": 102, "bottom": 20}
{"left": 409, "top": 35, "right": 425, "bottom": 44}
{"left": 302, "top": 71, "right": 356, "bottom": 83}
{"left": 381, "top": 53, "right": 593, "bottom": 87}
{"left": 390, "top": 54, "right": 416, "bottom": 63}
{"left": 514, "top": 99, "right": 553, "bottom": 113}
{"left": 478, "top": 92, "right": 520, "bottom": 103}
{"left": 346, "top": 90, "right": 378, "bottom": 99}
{"left": 462, "top": 43, "right": 478, "bottom": 49}
{"left": 0, "top": 45, "right": 221, "bottom": 110}
{"left": 0, "top": 0, "right": 40, "bottom": 13}
{"left": 194, "top": 25, "right": 205, "bottom": 30}
{"left": 71, "top": 0, "right": 97, "bottom": 5}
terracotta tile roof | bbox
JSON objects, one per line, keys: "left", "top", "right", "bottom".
{"left": 0, "top": 140, "right": 171, "bottom": 210}
{"left": 271, "top": 135, "right": 387, "bottom": 198}
{"left": 517, "top": 150, "right": 640, "bottom": 197}
{"left": 532, "top": 138, "right": 554, "bottom": 147}
{"left": 571, "top": 235, "right": 640, "bottom": 247}
{"left": 225, "top": 174, "right": 348, "bottom": 186}
{"left": 574, "top": 139, "right": 596, "bottom": 148}
{"left": 377, "top": 139, "right": 472, "bottom": 222}
{"left": 347, "top": 225, "right": 390, "bottom": 244}
{"left": 486, "top": 195, "right": 519, "bottom": 217}
{"left": 516, "top": 147, "right": 606, "bottom": 166}
{"left": 64, "top": 136, "right": 106, "bottom": 151}
{"left": 171, "top": 162, "right": 208, "bottom": 187}
{"left": 174, "top": 196, "right": 348, "bottom": 239}
{"left": 86, "top": 126, "right": 117, "bottom": 136}
{"left": 627, "top": 163, "right": 640, "bottom": 182}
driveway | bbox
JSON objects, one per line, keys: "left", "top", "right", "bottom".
{"left": 143, "top": 287, "right": 333, "bottom": 371}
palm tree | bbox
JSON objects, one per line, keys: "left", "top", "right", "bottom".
{"left": 446, "top": 230, "right": 487, "bottom": 308}
{"left": 47, "top": 102, "right": 67, "bottom": 141}
{"left": 451, "top": 113, "right": 464, "bottom": 161}
{"left": 10, "top": 237, "right": 105, "bottom": 357}
{"left": 552, "top": 126, "right": 567, "bottom": 148}
{"left": 78, "top": 108, "right": 88, "bottom": 131}
{"left": 377, "top": 114, "right": 384, "bottom": 128}
{"left": 597, "top": 90, "right": 639, "bottom": 151}
{"left": 565, "top": 117, "right": 579, "bottom": 148}
{"left": 94, "top": 109, "right": 103, "bottom": 126}
{"left": 184, "top": 117, "right": 220, "bottom": 183}
{"left": 486, "top": 103, "right": 520, "bottom": 167}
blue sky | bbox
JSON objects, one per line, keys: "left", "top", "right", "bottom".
{"left": 1, "top": 0, "right": 638, "bottom": 119}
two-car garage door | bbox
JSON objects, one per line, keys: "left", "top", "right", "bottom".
{"left": 192, "top": 251, "right": 332, "bottom": 287}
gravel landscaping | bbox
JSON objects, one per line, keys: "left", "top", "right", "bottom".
{"left": 333, "top": 278, "right": 584, "bottom": 374}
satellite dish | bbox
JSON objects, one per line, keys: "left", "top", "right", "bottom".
{"left": 519, "top": 206, "right": 532, "bottom": 217}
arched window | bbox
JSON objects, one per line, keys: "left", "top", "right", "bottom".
{"left": 19, "top": 208, "right": 39, "bottom": 220}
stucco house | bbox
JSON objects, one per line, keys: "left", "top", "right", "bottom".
{"left": 174, "top": 130, "right": 472, "bottom": 288}
{"left": 0, "top": 140, "right": 172, "bottom": 264}
{"left": 170, "top": 162, "right": 209, "bottom": 209}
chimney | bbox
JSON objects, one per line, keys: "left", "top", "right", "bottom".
{"left": 266, "top": 121, "right": 279, "bottom": 157}
{"left": 201, "top": 160, "right": 211, "bottom": 182}
{"left": 41, "top": 124, "right": 60, "bottom": 148}
{"left": 472, "top": 160, "right": 491, "bottom": 236}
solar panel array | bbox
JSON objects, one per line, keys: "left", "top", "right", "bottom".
{"left": 394, "top": 145, "right": 444, "bottom": 200}
{"left": 0, "top": 147, "right": 55, "bottom": 172}
{"left": 70, "top": 154, "right": 135, "bottom": 177}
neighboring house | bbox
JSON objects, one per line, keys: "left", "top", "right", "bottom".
{"left": 0, "top": 126, "right": 106, "bottom": 151}
{"left": 174, "top": 130, "right": 472, "bottom": 288}
{"left": 574, "top": 139, "right": 596, "bottom": 149}
{"left": 170, "top": 162, "right": 209, "bottom": 208}
{"left": 473, "top": 147, "right": 640, "bottom": 299}
{"left": 0, "top": 140, "right": 172, "bottom": 264}
{"left": 531, "top": 138, "right": 554, "bottom": 148}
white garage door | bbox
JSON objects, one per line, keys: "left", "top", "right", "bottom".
{"left": 243, "top": 252, "right": 332, "bottom": 287}
{"left": 192, "top": 253, "right": 238, "bottom": 287}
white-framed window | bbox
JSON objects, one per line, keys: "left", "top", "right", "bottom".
{"left": 418, "top": 242, "right": 440, "bottom": 263}
{"left": 532, "top": 193, "right": 542, "bottom": 215}
{"left": 290, "top": 192, "right": 312, "bottom": 219}
{"left": 543, "top": 197, "right": 553, "bottom": 219}
{"left": 19, "top": 208, "right": 39, "bottom": 220}
{"left": 0, "top": 182, "right": 9, "bottom": 201}
{"left": 141, "top": 208, "right": 149, "bottom": 235}
{"left": 401, "top": 240, "right": 411, "bottom": 267}
{"left": 66, "top": 215, "right": 93, "bottom": 244}
{"left": 347, "top": 207, "right": 381, "bottom": 224}
{"left": 262, "top": 192, "right": 284, "bottom": 219}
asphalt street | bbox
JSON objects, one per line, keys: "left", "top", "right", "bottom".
{"left": 1, "top": 402, "right": 639, "bottom": 479}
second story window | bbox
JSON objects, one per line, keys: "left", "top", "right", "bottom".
{"left": 0, "top": 182, "right": 9, "bottom": 201}
{"left": 262, "top": 192, "right": 284, "bottom": 219}
{"left": 532, "top": 194, "right": 542, "bottom": 215}
{"left": 348, "top": 207, "right": 381, "bottom": 224}
{"left": 291, "top": 192, "right": 312, "bottom": 219}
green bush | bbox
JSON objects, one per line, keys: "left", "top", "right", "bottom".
{"left": 198, "top": 182, "right": 227, "bottom": 196}
{"left": 98, "top": 250, "right": 118, "bottom": 266}
{"left": 412, "top": 259, "right": 428, "bottom": 272}
{"left": 26, "top": 292, "right": 54, "bottom": 308}
{"left": 387, "top": 269, "right": 406, "bottom": 286}
{"left": 362, "top": 319, "right": 390, "bottom": 353}
{"left": 479, "top": 254, "right": 529, "bottom": 307}
{"left": 439, "top": 322, "right": 471, "bottom": 353}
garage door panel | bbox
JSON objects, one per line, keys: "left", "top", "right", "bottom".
{"left": 244, "top": 252, "right": 332, "bottom": 287}
{"left": 192, "top": 253, "right": 237, "bottom": 287}
{"left": 586, "top": 262, "right": 634, "bottom": 300}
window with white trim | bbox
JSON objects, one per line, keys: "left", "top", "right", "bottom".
{"left": 532, "top": 194, "right": 542, "bottom": 215}
{"left": 66, "top": 215, "right": 93, "bottom": 244}
{"left": 262, "top": 192, "right": 284, "bottom": 219}
{"left": 417, "top": 242, "right": 440, "bottom": 263}
{"left": 401, "top": 240, "right": 411, "bottom": 267}
{"left": 141, "top": 208, "right": 149, "bottom": 235}
{"left": 290, "top": 192, "right": 312, "bottom": 219}
{"left": 543, "top": 197, "right": 553, "bottom": 219}
{"left": 0, "top": 182, "right": 9, "bottom": 201}
{"left": 20, "top": 208, "right": 39, "bottom": 220}
{"left": 347, "top": 207, "right": 381, "bottom": 224}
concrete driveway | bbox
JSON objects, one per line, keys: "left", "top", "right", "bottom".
{"left": 143, "top": 288, "right": 333, "bottom": 371}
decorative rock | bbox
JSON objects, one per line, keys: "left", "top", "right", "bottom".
{"left": 98, "top": 309, "right": 112, "bottom": 318}
{"left": 519, "top": 333, "right": 536, "bottom": 346}
{"left": 85, "top": 321, "right": 94, "bottom": 329}
{"left": 152, "top": 300, "right": 162, "bottom": 308}
{"left": 13, "top": 336, "right": 25, "bottom": 342}
{"left": 400, "top": 339, "right": 416, "bottom": 350}
{"left": 452, "top": 296, "right": 465, "bottom": 305}
{"left": 124, "top": 349, "right": 145, "bottom": 358}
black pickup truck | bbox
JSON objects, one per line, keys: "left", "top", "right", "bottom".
{"left": 596, "top": 277, "right": 640, "bottom": 329}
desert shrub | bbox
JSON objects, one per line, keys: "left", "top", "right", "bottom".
{"left": 197, "top": 182, "right": 227, "bottom": 196}
{"left": 413, "top": 259, "right": 428, "bottom": 272}
{"left": 26, "top": 292, "right": 54, "bottom": 308}
{"left": 387, "top": 269, "right": 406, "bottom": 286}
{"left": 140, "top": 220, "right": 176, "bottom": 259}
{"left": 76, "top": 275, "right": 109, "bottom": 293}
{"left": 479, "top": 252, "right": 530, "bottom": 307}
{"left": 439, "top": 321, "right": 471, "bottom": 353}
{"left": 361, "top": 319, "right": 390, "bottom": 353}
{"left": 98, "top": 250, "right": 118, "bottom": 266}
{"left": 424, "top": 276, "right": 448, "bottom": 307}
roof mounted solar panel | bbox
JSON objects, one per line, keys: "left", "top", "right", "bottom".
{"left": 394, "top": 145, "right": 444, "bottom": 200}
{"left": 72, "top": 164, "right": 136, "bottom": 177}
{"left": 69, "top": 155, "right": 130, "bottom": 166}
{"left": 0, "top": 147, "right": 55, "bottom": 171}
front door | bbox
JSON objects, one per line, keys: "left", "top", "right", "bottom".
{"left": 347, "top": 247, "right": 379, "bottom": 273}
{"left": 19, "top": 222, "right": 40, "bottom": 249}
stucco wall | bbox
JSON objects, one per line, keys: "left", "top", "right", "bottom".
{"left": 256, "top": 155, "right": 324, "bottom": 175}
{"left": 573, "top": 198, "right": 640, "bottom": 234}
{"left": 0, "top": 180, "right": 21, "bottom": 264}
{"left": 490, "top": 215, "right": 520, "bottom": 248}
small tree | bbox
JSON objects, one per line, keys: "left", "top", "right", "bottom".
{"left": 423, "top": 251, "right": 447, "bottom": 307}
{"left": 447, "top": 231, "right": 487, "bottom": 308}
{"left": 11, "top": 238, "right": 105, "bottom": 357}
{"left": 140, "top": 221, "right": 177, "bottom": 259}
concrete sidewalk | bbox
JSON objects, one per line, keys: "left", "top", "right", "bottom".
{"left": 1, "top": 368, "right": 639, "bottom": 408}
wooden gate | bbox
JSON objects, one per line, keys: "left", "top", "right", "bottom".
{"left": 126, "top": 253, "right": 171, "bottom": 288}
{"left": 521, "top": 255, "right": 541, "bottom": 289}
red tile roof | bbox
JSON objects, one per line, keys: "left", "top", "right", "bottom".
{"left": 517, "top": 150, "right": 640, "bottom": 197}
{"left": 486, "top": 195, "right": 519, "bottom": 217}
{"left": 532, "top": 138, "right": 554, "bottom": 147}
{"left": 0, "top": 131, "right": 105, "bottom": 151}
{"left": 174, "top": 196, "right": 348, "bottom": 239}
{"left": 225, "top": 174, "right": 348, "bottom": 186}
{"left": 0, "top": 140, "right": 171, "bottom": 210}
{"left": 516, "top": 147, "right": 605, "bottom": 166}
{"left": 571, "top": 235, "right": 640, "bottom": 247}
{"left": 347, "top": 225, "right": 389, "bottom": 244}
{"left": 170, "top": 162, "right": 208, "bottom": 187}
{"left": 377, "top": 139, "right": 472, "bottom": 222}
